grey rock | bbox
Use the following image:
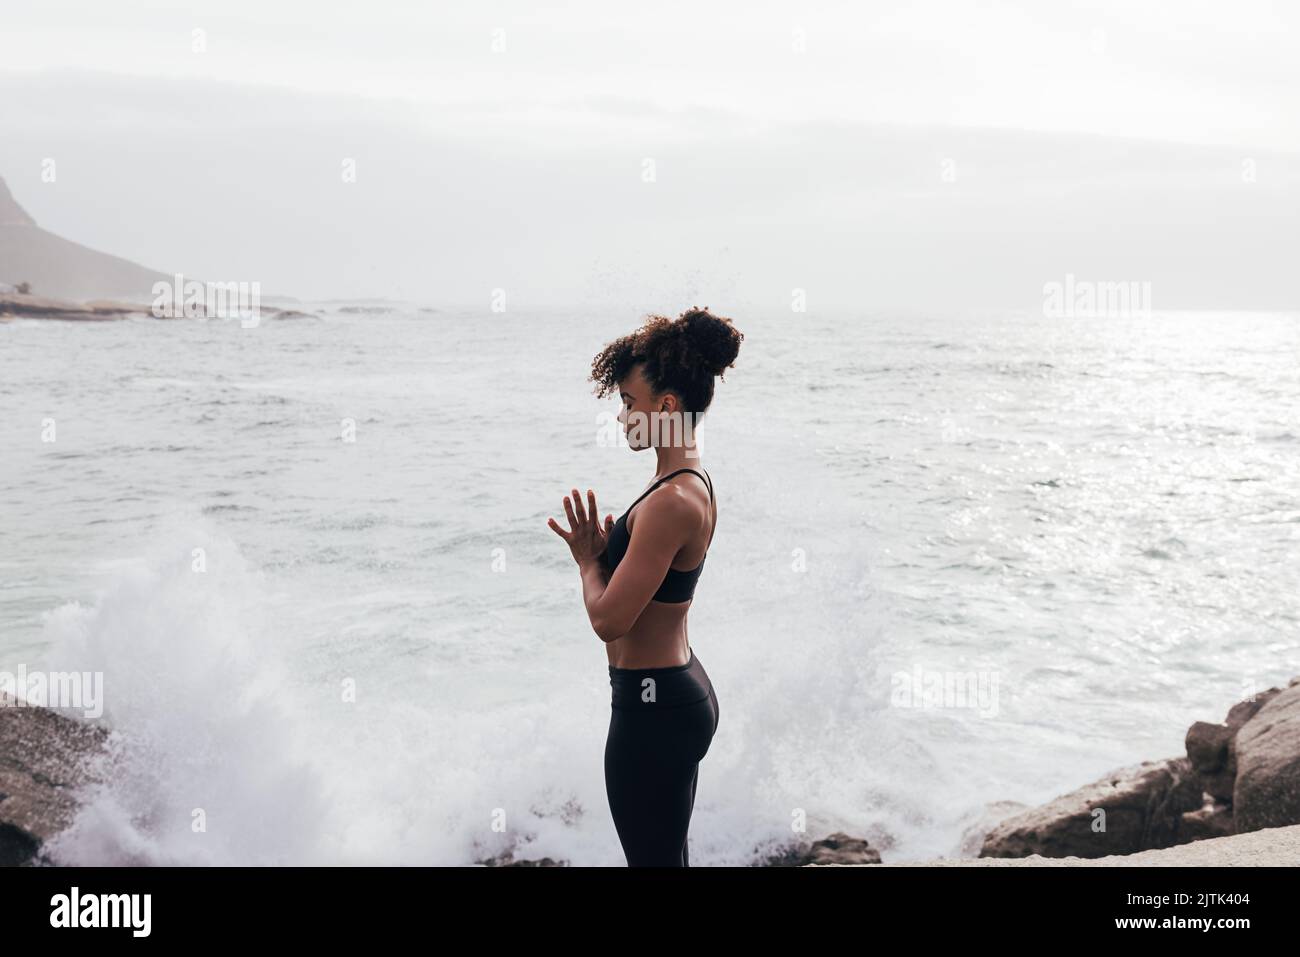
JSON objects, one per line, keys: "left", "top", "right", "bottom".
{"left": 1234, "top": 683, "right": 1300, "bottom": 832}
{"left": 780, "top": 831, "right": 881, "bottom": 866}
{"left": 979, "top": 757, "right": 1204, "bottom": 859}
{"left": 0, "top": 692, "right": 110, "bottom": 865}
{"left": 1180, "top": 800, "right": 1235, "bottom": 842}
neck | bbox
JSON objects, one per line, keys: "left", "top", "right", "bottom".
{"left": 654, "top": 442, "right": 702, "bottom": 478}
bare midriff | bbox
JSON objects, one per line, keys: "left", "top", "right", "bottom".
{"left": 605, "top": 598, "right": 693, "bottom": 669}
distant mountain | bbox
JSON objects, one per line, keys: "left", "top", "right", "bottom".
{"left": 0, "top": 176, "right": 171, "bottom": 301}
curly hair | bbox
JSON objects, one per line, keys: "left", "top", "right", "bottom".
{"left": 589, "top": 306, "right": 744, "bottom": 418}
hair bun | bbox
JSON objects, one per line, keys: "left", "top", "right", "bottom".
{"left": 678, "top": 306, "right": 743, "bottom": 378}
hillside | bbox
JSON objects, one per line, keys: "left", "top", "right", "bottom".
{"left": 0, "top": 176, "right": 171, "bottom": 301}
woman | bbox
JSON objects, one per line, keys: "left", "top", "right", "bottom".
{"left": 548, "top": 306, "right": 743, "bottom": 866}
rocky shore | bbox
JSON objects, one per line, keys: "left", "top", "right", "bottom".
{"left": 971, "top": 677, "right": 1300, "bottom": 861}
{"left": 473, "top": 675, "right": 1300, "bottom": 866}
{"left": 788, "top": 676, "right": 1300, "bottom": 867}
{"left": 0, "top": 292, "right": 148, "bottom": 322}
{"left": 5, "top": 679, "right": 1298, "bottom": 866}
{"left": 0, "top": 291, "right": 314, "bottom": 322}
{"left": 867, "top": 824, "right": 1300, "bottom": 866}
{"left": 0, "top": 691, "right": 109, "bottom": 866}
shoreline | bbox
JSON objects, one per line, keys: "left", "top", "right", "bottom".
{"left": 5, "top": 676, "right": 1299, "bottom": 866}
{"left": 0, "top": 291, "right": 313, "bottom": 322}
{"left": 824, "top": 823, "right": 1300, "bottom": 866}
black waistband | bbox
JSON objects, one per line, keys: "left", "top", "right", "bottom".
{"left": 609, "top": 649, "right": 712, "bottom": 710}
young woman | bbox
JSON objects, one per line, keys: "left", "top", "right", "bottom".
{"left": 548, "top": 306, "right": 743, "bottom": 866}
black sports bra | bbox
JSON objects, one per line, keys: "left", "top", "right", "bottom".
{"left": 599, "top": 468, "right": 715, "bottom": 604}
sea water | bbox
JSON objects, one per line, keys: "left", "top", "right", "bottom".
{"left": 1, "top": 306, "right": 1297, "bottom": 864}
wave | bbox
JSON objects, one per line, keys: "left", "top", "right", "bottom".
{"left": 36, "top": 518, "right": 333, "bottom": 865}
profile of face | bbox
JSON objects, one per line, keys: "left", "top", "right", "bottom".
{"left": 616, "top": 363, "right": 693, "bottom": 451}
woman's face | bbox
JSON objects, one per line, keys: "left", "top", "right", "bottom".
{"left": 617, "top": 364, "right": 665, "bottom": 451}
{"left": 617, "top": 364, "right": 685, "bottom": 451}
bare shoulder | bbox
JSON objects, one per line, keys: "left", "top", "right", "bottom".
{"left": 638, "top": 476, "right": 709, "bottom": 527}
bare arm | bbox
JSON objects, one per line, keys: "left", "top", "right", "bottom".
{"left": 549, "top": 486, "right": 691, "bottom": 643}
{"left": 584, "top": 492, "right": 692, "bottom": 642}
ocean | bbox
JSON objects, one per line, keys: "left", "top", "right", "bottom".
{"left": 2, "top": 306, "right": 1298, "bottom": 865}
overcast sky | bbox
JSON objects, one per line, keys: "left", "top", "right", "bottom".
{"left": 2, "top": 0, "right": 1297, "bottom": 309}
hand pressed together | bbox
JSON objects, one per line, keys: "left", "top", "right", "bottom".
{"left": 548, "top": 487, "right": 615, "bottom": 566}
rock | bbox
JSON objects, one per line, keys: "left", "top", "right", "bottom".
{"left": 0, "top": 292, "right": 314, "bottom": 323}
{"left": 1234, "top": 682, "right": 1300, "bottom": 832}
{"left": 1199, "top": 764, "right": 1238, "bottom": 805}
{"left": 776, "top": 832, "right": 881, "bottom": 866}
{"left": 1180, "top": 799, "right": 1234, "bottom": 842}
{"left": 875, "top": 824, "right": 1300, "bottom": 867}
{"left": 1187, "top": 720, "right": 1238, "bottom": 802}
{"left": 807, "top": 832, "right": 881, "bottom": 865}
{"left": 979, "top": 757, "right": 1204, "bottom": 859}
{"left": 0, "top": 691, "right": 110, "bottom": 865}
{"left": 0, "top": 292, "right": 98, "bottom": 320}
{"left": 336, "top": 305, "right": 394, "bottom": 315}
{"left": 478, "top": 854, "right": 567, "bottom": 867}
{"left": 0, "top": 293, "right": 156, "bottom": 321}
{"left": 83, "top": 299, "right": 153, "bottom": 316}
{"left": 1183, "top": 684, "right": 1287, "bottom": 803}
{"left": 1186, "top": 720, "right": 1234, "bottom": 771}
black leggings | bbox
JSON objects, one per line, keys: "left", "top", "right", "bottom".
{"left": 604, "top": 649, "right": 719, "bottom": 866}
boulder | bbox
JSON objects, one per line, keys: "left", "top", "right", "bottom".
{"left": 1234, "top": 683, "right": 1300, "bottom": 832}
{"left": 0, "top": 692, "right": 110, "bottom": 865}
{"left": 1187, "top": 685, "right": 1285, "bottom": 802}
{"left": 979, "top": 757, "right": 1203, "bottom": 858}
{"left": 778, "top": 831, "right": 881, "bottom": 866}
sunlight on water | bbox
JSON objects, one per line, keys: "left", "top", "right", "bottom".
{"left": 2, "top": 307, "right": 1298, "bottom": 863}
